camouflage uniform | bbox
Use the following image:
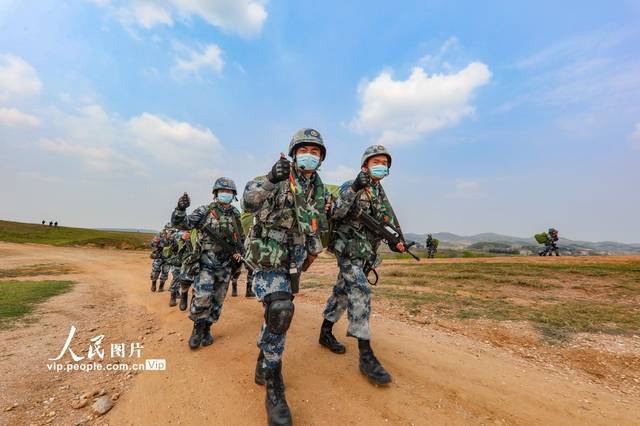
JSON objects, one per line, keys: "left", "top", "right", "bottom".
{"left": 149, "top": 232, "right": 170, "bottom": 284}
{"left": 178, "top": 230, "right": 198, "bottom": 298}
{"left": 171, "top": 200, "right": 244, "bottom": 325}
{"left": 323, "top": 145, "right": 403, "bottom": 340}
{"left": 540, "top": 228, "right": 560, "bottom": 256}
{"left": 243, "top": 169, "right": 326, "bottom": 367}
{"left": 166, "top": 231, "right": 185, "bottom": 296}
{"left": 426, "top": 235, "right": 437, "bottom": 259}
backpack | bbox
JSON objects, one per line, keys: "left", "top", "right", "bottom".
{"left": 534, "top": 233, "right": 548, "bottom": 244}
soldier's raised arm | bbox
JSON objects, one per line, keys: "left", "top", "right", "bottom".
{"left": 171, "top": 192, "right": 207, "bottom": 230}
{"left": 242, "top": 154, "right": 290, "bottom": 214}
{"left": 331, "top": 170, "right": 370, "bottom": 220}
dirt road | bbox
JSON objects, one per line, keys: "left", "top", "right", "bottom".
{"left": 0, "top": 242, "right": 638, "bottom": 425}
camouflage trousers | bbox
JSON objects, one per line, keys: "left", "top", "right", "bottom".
{"left": 150, "top": 258, "right": 170, "bottom": 282}
{"left": 168, "top": 266, "right": 181, "bottom": 293}
{"left": 427, "top": 247, "right": 436, "bottom": 259}
{"left": 179, "top": 271, "right": 195, "bottom": 295}
{"left": 189, "top": 266, "right": 232, "bottom": 325}
{"left": 254, "top": 244, "right": 306, "bottom": 369}
{"left": 322, "top": 256, "right": 371, "bottom": 340}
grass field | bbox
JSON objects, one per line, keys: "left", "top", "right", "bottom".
{"left": 0, "top": 220, "right": 154, "bottom": 249}
{"left": 0, "top": 280, "right": 75, "bottom": 328}
{"left": 303, "top": 257, "right": 640, "bottom": 343}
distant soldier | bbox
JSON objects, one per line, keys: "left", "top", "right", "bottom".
{"left": 538, "top": 228, "right": 560, "bottom": 256}
{"left": 171, "top": 177, "right": 245, "bottom": 349}
{"left": 42, "top": 220, "right": 45, "bottom": 225}
{"left": 49, "top": 221, "right": 53, "bottom": 226}
{"left": 149, "top": 224, "right": 173, "bottom": 292}
{"left": 54, "top": 221, "right": 58, "bottom": 227}
{"left": 426, "top": 233, "right": 438, "bottom": 259}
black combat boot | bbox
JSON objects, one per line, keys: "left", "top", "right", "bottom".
{"left": 158, "top": 280, "right": 166, "bottom": 292}
{"left": 179, "top": 291, "right": 189, "bottom": 311}
{"left": 201, "top": 323, "right": 214, "bottom": 346}
{"left": 264, "top": 363, "right": 292, "bottom": 426}
{"left": 169, "top": 291, "right": 178, "bottom": 307}
{"left": 150, "top": 280, "right": 157, "bottom": 292}
{"left": 319, "top": 319, "right": 346, "bottom": 354}
{"left": 358, "top": 339, "right": 391, "bottom": 385}
{"left": 255, "top": 350, "right": 267, "bottom": 385}
{"left": 231, "top": 283, "right": 238, "bottom": 297}
{"left": 245, "top": 283, "right": 255, "bottom": 298}
{"left": 188, "top": 319, "right": 206, "bottom": 349}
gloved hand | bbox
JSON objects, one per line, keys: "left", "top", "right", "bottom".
{"left": 177, "top": 192, "right": 191, "bottom": 211}
{"left": 267, "top": 154, "right": 291, "bottom": 184}
{"left": 351, "top": 170, "right": 370, "bottom": 192}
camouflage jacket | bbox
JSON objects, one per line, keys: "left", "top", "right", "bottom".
{"left": 149, "top": 232, "right": 169, "bottom": 259}
{"left": 426, "top": 236, "right": 434, "bottom": 248}
{"left": 330, "top": 180, "right": 403, "bottom": 261}
{"left": 242, "top": 167, "right": 327, "bottom": 271}
{"left": 171, "top": 202, "right": 245, "bottom": 269}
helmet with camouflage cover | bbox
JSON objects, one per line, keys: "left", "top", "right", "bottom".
{"left": 548, "top": 227, "right": 558, "bottom": 234}
{"left": 361, "top": 144, "right": 392, "bottom": 168}
{"left": 288, "top": 128, "right": 326, "bottom": 160}
{"left": 212, "top": 177, "right": 237, "bottom": 195}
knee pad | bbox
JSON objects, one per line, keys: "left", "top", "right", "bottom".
{"left": 264, "top": 291, "right": 294, "bottom": 334}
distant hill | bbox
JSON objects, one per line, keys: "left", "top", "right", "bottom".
{"left": 404, "top": 232, "right": 640, "bottom": 255}
{"left": 0, "top": 220, "right": 154, "bottom": 250}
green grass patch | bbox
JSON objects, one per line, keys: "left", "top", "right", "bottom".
{"left": 0, "top": 280, "right": 75, "bottom": 328}
{"left": 0, "top": 220, "right": 153, "bottom": 249}
{"left": 0, "top": 263, "right": 74, "bottom": 278}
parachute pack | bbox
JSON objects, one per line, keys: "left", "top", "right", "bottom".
{"left": 534, "top": 233, "right": 548, "bottom": 244}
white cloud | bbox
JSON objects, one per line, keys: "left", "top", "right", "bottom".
{"left": 0, "top": 107, "right": 39, "bottom": 127}
{"left": 352, "top": 62, "right": 491, "bottom": 145}
{"left": 324, "top": 165, "right": 357, "bottom": 184}
{"left": 92, "top": 0, "right": 267, "bottom": 37}
{"left": 16, "top": 171, "right": 63, "bottom": 183}
{"left": 128, "top": 112, "right": 222, "bottom": 162}
{"left": 446, "top": 179, "right": 482, "bottom": 199}
{"left": 0, "top": 54, "right": 42, "bottom": 100}
{"left": 38, "top": 137, "right": 148, "bottom": 175}
{"left": 35, "top": 101, "right": 221, "bottom": 175}
{"left": 172, "top": 43, "right": 224, "bottom": 79}
{"left": 168, "top": 0, "right": 267, "bottom": 37}
{"left": 629, "top": 122, "right": 640, "bottom": 150}
{"left": 119, "top": 1, "right": 173, "bottom": 29}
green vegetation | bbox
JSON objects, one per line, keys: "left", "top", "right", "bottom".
{"left": 0, "top": 280, "right": 75, "bottom": 328}
{"left": 0, "top": 220, "right": 153, "bottom": 249}
{"left": 0, "top": 263, "right": 74, "bottom": 278}
{"left": 302, "top": 258, "right": 640, "bottom": 342}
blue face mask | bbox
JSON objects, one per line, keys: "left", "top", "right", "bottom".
{"left": 217, "top": 192, "right": 234, "bottom": 204}
{"left": 369, "top": 165, "right": 389, "bottom": 179}
{"left": 296, "top": 153, "right": 320, "bottom": 171}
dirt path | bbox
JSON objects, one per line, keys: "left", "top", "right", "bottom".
{"left": 1, "top": 242, "right": 638, "bottom": 425}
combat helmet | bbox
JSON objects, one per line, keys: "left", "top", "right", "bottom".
{"left": 288, "top": 128, "right": 326, "bottom": 160}
{"left": 548, "top": 228, "right": 558, "bottom": 234}
{"left": 361, "top": 144, "right": 392, "bottom": 167}
{"left": 212, "top": 177, "right": 237, "bottom": 195}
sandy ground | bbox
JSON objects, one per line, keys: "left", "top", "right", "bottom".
{"left": 0, "top": 242, "right": 638, "bottom": 425}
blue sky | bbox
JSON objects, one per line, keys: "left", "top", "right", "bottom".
{"left": 1, "top": 0, "right": 639, "bottom": 242}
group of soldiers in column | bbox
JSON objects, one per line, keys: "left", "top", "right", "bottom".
{"left": 147, "top": 128, "right": 412, "bottom": 426}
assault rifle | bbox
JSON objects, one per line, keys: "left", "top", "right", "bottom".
{"left": 354, "top": 208, "right": 420, "bottom": 285}
{"left": 201, "top": 225, "right": 255, "bottom": 271}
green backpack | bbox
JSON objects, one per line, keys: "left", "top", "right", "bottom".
{"left": 534, "top": 233, "right": 548, "bottom": 244}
